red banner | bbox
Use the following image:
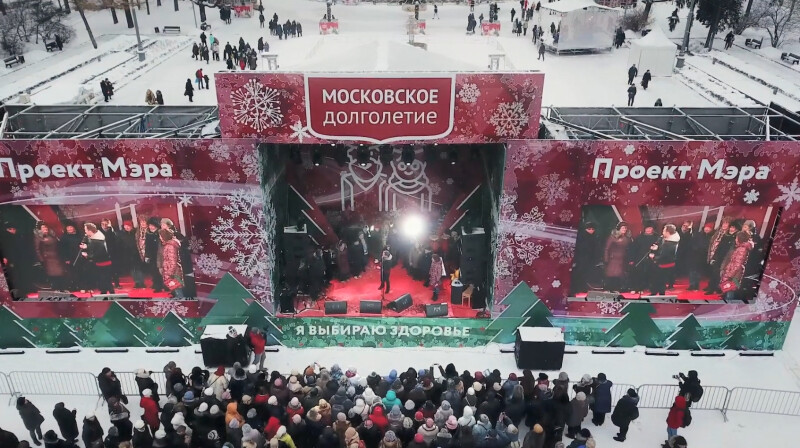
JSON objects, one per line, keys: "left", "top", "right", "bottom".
{"left": 305, "top": 75, "right": 455, "bottom": 143}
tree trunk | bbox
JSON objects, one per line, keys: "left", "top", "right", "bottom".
{"left": 111, "top": 8, "right": 118, "bottom": 24}
{"left": 0, "top": 0, "right": 6, "bottom": 16}
{"left": 174, "top": 0, "right": 179, "bottom": 11}
{"left": 76, "top": 3, "right": 98, "bottom": 49}
{"left": 200, "top": 4, "right": 207, "bottom": 22}
{"left": 705, "top": 1, "right": 722, "bottom": 49}
{"left": 736, "top": 0, "right": 754, "bottom": 34}
{"left": 643, "top": 0, "right": 653, "bottom": 21}
{"left": 64, "top": 0, "right": 70, "bottom": 13}
{"left": 124, "top": 5, "right": 134, "bottom": 28}
{"left": 146, "top": 0, "right": 150, "bottom": 14}
{"left": 157, "top": 0, "right": 161, "bottom": 5}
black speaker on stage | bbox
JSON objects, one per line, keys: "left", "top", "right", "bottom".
{"left": 279, "top": 287, "right": 296, "bottom": 314}
{"left": 324, "top": 301, "right": 348, "bottom": 315}
{"left": 425, "top": 303, "right": 448, "bottom": 317}
{"left": 386, "top": 294, "right": 412, "bottom": 312}
{"left": 360, "top": 300, "right": 382, "bottom": 314}
{"left": 460, "top": 228, "right": 487, "bottom": 284}
{"left": 515, "top": 327, "right": 565, "bottom": 370}
{"left": 450, "top": 280, "right": 463, "bottom": 305}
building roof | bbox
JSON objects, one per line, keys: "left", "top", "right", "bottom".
{"left": 634, "top": 28, "right": 677, "bottom": 49}
{"left": 541, "top": 0, "right": 617, "bottom": 13}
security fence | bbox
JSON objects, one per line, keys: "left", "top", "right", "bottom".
{"left": 1, "top": 370, "right": 800, "bottom": 419}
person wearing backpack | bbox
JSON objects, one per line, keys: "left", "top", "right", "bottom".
{"left": 676, "top": 371, "right": 703, "bottom": 407}
{"left": 610, "top": 388, "right": 639, "bottom": 442}
{"left": 665, "top": 396, "right": 687, "bottom": 444}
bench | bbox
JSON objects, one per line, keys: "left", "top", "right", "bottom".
{"left": 4, "top": 55, "right": 23, "bottom": 68}
{"left": 162, "top": 26, "right": 181, "bottom": 34}
{"left": 745, "top": 37, "right": 762, "bottom": 49}
{"left": 781, "top": 52, "right": 800, "bottom": 65}
{"left": 44, "top": 41, "right": 60, "bottom": 52}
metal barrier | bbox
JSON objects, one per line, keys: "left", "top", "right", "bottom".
{"left": 637, "top": 384, "right": 682, "bottom": 408}
{"left": 117, "top": 371, "right": 168, "bottom": 397}
{"left": 0, "top": 372, "right": 12, "bottom": 396}
{"left": 610, "top": 383, "right": 637, "bottom": 406}
{"left": 725, "top": 387, "right": 800, "bottom": 417}
{"left": 7, "top": 371, "right": 101, "bottom": 398}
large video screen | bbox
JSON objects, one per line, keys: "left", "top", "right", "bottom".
{"left": 0, "top": 202, "right": 196, "bottom": 301}
{"left": 570, "top": 205, "right": 780, "bottom": 302}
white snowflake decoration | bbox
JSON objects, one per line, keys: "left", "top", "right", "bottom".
{"left": 559, "top": 209, "right": 573, "bottom": 222}
{"left": 497, "top": 193, "right": 546, "bottom": 279}
{"left": 289, "top": 120, "right": 311, "bottom": 142}
{"left": 743, "top": 189, "right": 760, "bottom": 204}
{"left": 774, "top": 177, "right": 800, "bottom": 209}
{"left": 208, "top": 141, "right": 231, "bottom": 162}
{"left": 239, "top": 151, "right": 260, "bottom": 179}
{"left": 598, "top": 300, "right": 624, "bottom": 315}
{"left": 750, "top": 291, "right": 778, "bottom": 314}
{"left": 10, "top": 185, "right": 23, "bottom": 197}
{"left": 623, "top": 144, "right": 636, "bottom": 156}
{"left": 188, "top": 235, "right": 205, "bottom": 253}
{"left": 530, "top": 285, "right": 540, "bottom": 293}
{"left": 227, "top": 170, "right": 241, "bottom": 183}
{"left": 551, "top": 279, "right": 561, "bottom": 288}
{"left": 211, "top": 189, "right": 274, "bottom": 281}
{"left": 230, "top": 79, "right": 284, "bottom": 132}
{"left": 630, "top": 185, "right": 639, "bottom": 193}
{"left": 549, "top": 241, "right": 575, "bottom": 264}
{"left": 180, "top": 169, "right": 196, "bottom": 181}
{"left": 430, "top": 182, "right": 442, "bottom": 195}
{"left": 535, "top": 174, "right": 571, "bottom": 206}
{"left": 196, "top": 253, "right": 224, "bottom": 276}
{"left": 795, "top": 239, "right": 800, "bottom": 250}
{"left": 32, "top": 184, "right": 61, "bottom": 200}
{"left": 768, "top": 280, "right": 779, "bottom": 289}
{"left": 148, "top": 299, "right": 189, "bottom": 316}
{"left": 446, "top": 178, "right": 454, "bottom": 185}
{"left": 489, "top": 101, "right": 527, "bottom": 137}
{"left": 457, "top": 83, "right": 481, "bottom": 104}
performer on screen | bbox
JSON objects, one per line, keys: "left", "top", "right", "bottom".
{"left": 706, "top": 218, "right": 735, "bottom": 295}
{"left": 34, "top": 222, "right": 66, "bottom": 291}
{"left": 570, "top": 221, "right": 602, "bottom": 294}
{"left": 429, "top": 253, "right": 445, "bottom": 301}
{"left": 629, "top": 222, "right": 658, "bottom": 294}
{"left": 81, "top": 223, "right": 114, "bottom": 295}
{"left": 719, "top": 231, "right": 753, "bottom": 300}
{"left": 378, "top": 248, "right": 393, "bottom": 294}
{"left": 99, "top": 218, "right": 120, "bottom": 288}
{"left": 648, "top": 224, "right": 680, "bottom": 296}
{"left": 157, "top": 229, "right": 184, "bottom": 298}
{"left": 741, "top": 219, "right": 763, "bottom": 296}
{"left": 59, "top": 220, "right": 84, "bottom": 291}
{"left": 336, "top": 239, "right": 350, "bottom": 281}
{"left": 119, "top": 220, "right": 145, "bottom": 289}
{"left": 687, "top": 223, "right": 714, "bottom": 291}
{"left": 603, "top": 222, "right": 631, "bottom": 293}
{"left": 145, "top": 218, "right": 167, "bottom": 292}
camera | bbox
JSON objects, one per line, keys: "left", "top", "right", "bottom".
{"left": 671, "top": 374, "right": 680, "bottom": 380}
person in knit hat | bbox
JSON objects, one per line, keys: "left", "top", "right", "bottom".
{"left": 445, "top": 415, "right": 458, "bottom": 433}
{"left": 344, "top": 426, "right": 361, "bottom": 448}
{"left": 387, "top": 405, "right": 404, "bottom": 431}
{"left": 496, "top": 414, "right": 519, "bottom": 447}
{"left": 408, "top": 433, "right": 427, "bottom": 448}
{"left": 357, "top": 418, "right": 381, "bottom": 448}
{"left": 553, "top": 372, "right": 570, "bottom": 399}
{"left": 380, "top": 429, "right": 401, "bottom": 448}
{"left": 132, "top": 420, "right": 152, "bottom": 448}
{"left": 473, "top": 414, "right": 493, "bottom": 440}
{"left": 333, "top": 412, "right": 352, "bottom": 447}
{"left": 402, "top": 400, "right": 416, "bottom": 419}
{"left": 225, "top": 402, "right": 245, "bottom": 427}
{"left": 567, "top": 428, "right": 592, "bottom": 448}
{"left": 287, "top": 397, "right": 304, "bottom": 421}
{"left": 417, "top": 418, "right": 438, "bottom": 445}
{"left": 458, "top": 406, "right": 476, "bottom": 428}
{"left": 228, "top": 418, "right": 244, "bottom": 447}
{"left": 349, "top": 398, "right": 369, "bottom": 428}
{"left": 245, "top": 408, "right": 263, "bottom": 430}
{"left": 152, "top": 429, "right": 168, "bottom": 448}
{"left": 139, "top": 389, "right": 160, "bottom": 433}
{"left": 265, "top": 415, "right": 282, "bottom": 440}
{"left": 421, "top": 400, "right": 436, "bottom": 420}
{"left": 523, "top": 423, "right": 545, "bottom": 448}
{"left": 433, "top": 400, "right": 453, "bottom": 428}
{"left": 276, "top": 425, "right": 295, "bottom": 448}
{"left": 317, "top": 399, "right": 332, "bottom": 425}
{"left": 566, "top": 392, "right": 589, "bottom": 438}
{"left": 436, "top": 427, "right": 453, "bottom": 446}
{"left": 268, "top": 396, "right": 287, "bottom": 423}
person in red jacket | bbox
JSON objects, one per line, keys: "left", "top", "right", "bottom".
{"left": 249, "top": 328, "right": 267, "bottom": 370}
{"left": 369, "top": 406, "right": 389, "bottom": 433}
{"left": 287, "top": 397, "right": 305, "bottom": 421}
{"left": 140, "top": 389, "right": 160, "bottom": 432}
{"left": 666, "top": 395, "right": 686, "bottom": 442}
{"left": 264, "top": 415, "right": 281, "bottom": 440}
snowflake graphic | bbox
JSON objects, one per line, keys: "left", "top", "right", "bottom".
{"left": 446, "top": 178, "right": 454, "bottom": 185}
{"left": 188, "top": 235, "right": 205, "bottom": 253}
{"left": 750, "top": 291, "right": 778, "bottom": 314}
{"left": 535, "top": 174, "right": 571, "bottom": 207}
{"left": 630, "top": 185, "right": 639, "bottom": 193}
{"left": 593, "top": 184, "right": 616, "bottom": 202}
{"left": 559, "top": 209, "right": 573, "bottom": 222}
{"left": 180, "top": 169, "right": 196, "bottom": 180}
{"left": 598, "top": 301, "right": 624, "bottom": 315}
{"left": 196, "top": 253, "right": 224, "bottom": 276}
{"left": 774, "top": 177, "right": 800, "bottom": 209}
{"left": 230, "top": 79, "right": 284, "bottom": 132}
{"left": 552, "top": 280, "right": 561, "bottom": 288}
{"left": 430, "top": 182, "right": 442, "bottom": 196}
{"left": 457, "top": 83, "right": 481, "bottom": 104}
{"left": 768, "top": 280, "right": 779, "bottom": 289}
{"left": 549, "top": 241, "right": 575, "bottom": 264}
{"left": 148, "top": 299, "right": 189, "bottom": 316}
{"left": 795, "top": 239, "right": 800, "bottom": 250}
{"left": 239, "top": 151, "right": 260, "bottom": 179}
{"left": 497, "top": 193, "right": 545, "bottom": 279}
{"left": 32, "top": 184, "right": 62, "bottom": 201}
{"left": 530, "top": 285, "right": 540, "bottom": 293}
{"left": 227, "top": 170, "right": 241, "bottom": 183}
{"left": 10, "top": 185, "right": 22, "bottom": 197}
{"left": 489, "top": 101, "right": 527, "bottom": 137}
{"left": 208, "top": 141, "right": 231, "bottom": 162}
{"left": 743, "top": 189, "right": 760, "bottom": 204}
{"left": 289, "top": 120, "right": 311, "bottom": 143}
{"left": 211, "top": 189, "right": 274, "bottom": 280}
{"left": 623, "top": 144, "right": 636, "bottom": 156}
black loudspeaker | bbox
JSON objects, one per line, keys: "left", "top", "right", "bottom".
{"left": 425, "top": 303, "right": 449, "bottom": 317}
{"left": 386, "top": 294, "right": 412, "bottom": 312}
{"left": 515, "top": 327, "right": 565, "bottom": 370}
{"left": 279, "top": 288, "right": 296, "bottom": 313}
{"left": 450, "top": 280, "right": 463, "bottom": 305}
{"left": 360, "top": 300, "right": 382, "bottom": 314}
{"left": 460, "top": 229, "right": 487, "bottom": 284}
{"left": 324, "top": 301, "right": 348, "bottom": 315}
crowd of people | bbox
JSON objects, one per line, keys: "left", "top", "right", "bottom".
{"left": 571, "top": 216, "right": 766, "bottom": 301}
{"left": 2, "top": 354, "right": 701, "bottom": 448}
{"left": 0, "top": 215, "right": 193, "bottom": 300}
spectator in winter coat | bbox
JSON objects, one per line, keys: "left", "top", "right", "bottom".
{"left": 641, "top": 70, "right": 652, "bottom": 90}
{"left": 52, "top": 402, "right": 79, "bottom": 443}
{"left": 133, "top": 420, "right": 153, "bottom": 448}
{"left": 504, "top": 385, "right": 526, "bottom": 425}
{"left": 567, "top": 428, "right": 592, "bottom": 448}
{"left": 334, "top": 413, "right": 352, "bottom": 446}
{"left": 184, "top": 80, "right": 194, "bottom": 102}
{"left": 358, "top": 420, "right": 381, "bottom": 448}
{"left": 225, "top": 402, "right": 245, "bottom": 428}
{"left": 666, "top": 396, "right": 687, "bottom": 442}
{"left": 458, "top": 406, "right": 476, "bottom": 428}
{"left": 522, "top": 423, "right": 544, "bottom": 448}
{"left": 553, "top": 372, "right": 569, "bottom": 399}
{"left": 228, "top": 419, "right": 244, "bottom": 448}
{"left": 591, "top": 373, "right": 612, "bottom": 426}
{"left": 434, "top": 401, "right": 454, "bottom": 428}
{"left": 104, "top": 426, "right": 120, "bottom": 448}
{"left": 627, "top": 64, "right": 638, "bottom": 85}
{"left": 611, "top": 389, "right": 639, "bottom": 442}
{"left": 18, "top": 397, "right": 45, "bottom": 445}
{"left": 83, "top": 413, "right": 104, "bottom": 448}
{"left": 98, "top": 368, "right": 126, "bottom": 403}
{"left": 43, "top": 430, "right": 72, "bottom": 448}
{"left": 0, "top": 427, "right": 19, "bottom": 448}
{"left": 566, "top": 392, "right": 589, "bottom": 438}
{"left": 496, "top": 415, "right": 520, "bottom": 448}
{"left": 382, "top": 390, "right": 402, "bottom": 410}
{"left": 667, "top": 435, "right": 688, "bottom": 448}
{"left": 472, "top": 415, "right": 492, "bottom": 441}
{"left": 417, "top": 418, "right": 438, "bottom": 445}
{"left": 387, "top": 405, "right": 404, "bottom": 432}
{"left": 343, "top": 427, "right": 361, "bottom": 448}
{"left": 369, "top": 406, "right": 389, "bottom": 433}
{"left": 627, "top": 84, "right": 637, "bottom": 106}
{"left": 678, "top": 370, "right": 702, "bottom": 406}
{"left": 380, "top": 430, "right": 401, "bottom": 448}
{"left": 140, "top": 389, "right": 160, "bottom": 432}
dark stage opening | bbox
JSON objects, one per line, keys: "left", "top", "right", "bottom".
{"left": 262, "top": 143, "right": 505, "bottom": 318}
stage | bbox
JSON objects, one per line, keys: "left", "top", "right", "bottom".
{"left": 285, "top": 260, "right": 482, "bottom": 318}
{"left": 574, "top": 277, "right": 723, "bottom": 301}
{"left": 23, "top": 275, "right": 174, "bottom": 301}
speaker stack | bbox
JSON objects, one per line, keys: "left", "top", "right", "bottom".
{"left": 282, "top": 227, "right": 310, "bottom": 270}
{"left": 460, "top": 227, "right": 487, "bottom": 285}
{"left": 386, "top": 293, "right": 413, "bottom": 312}
{"left": 359, "top": 300, "right": 382, "bottom": 314}
{"left": 324, "top": 301, "right": 348, "bottom": 315}
{"left": 425, "top": 303, "right": 449, "bottom": 317}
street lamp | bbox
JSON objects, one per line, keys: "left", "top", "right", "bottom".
{"left": 130, "top": 0, "right": 145, "bottom": 61}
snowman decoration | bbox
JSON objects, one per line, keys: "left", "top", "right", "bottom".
{"left": 379, "top": 150, "right": 432, "bottom": 212}
{"left": 340, "top": 146, "right": 387, "bottom": 211}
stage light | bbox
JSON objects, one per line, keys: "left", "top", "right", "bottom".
{"left": 357, "top": 147, "right": 370, "bottom": 166}
{"left": 401, "top": 146, "right": 415, "bottom": 164}
{"left": 448, "top": 149, "right": 458, "bottom": 165}
{"left": 401, "top": 214, "right": 426, "bottom": 239}
{"left": 312, "top": 148, "right": 322, "bottom": 166}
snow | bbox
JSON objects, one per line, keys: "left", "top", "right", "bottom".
{"left": 517, "top": 326, "right": 564, "bottom": 342}
{"left": 636, "top": 28, "right": 675, "bottom": 49}
{"left": 200, "top": 324, "right": 247, "bottom": 339}
{"left": 540, "top": 0, "right": 616, "bottom": 13}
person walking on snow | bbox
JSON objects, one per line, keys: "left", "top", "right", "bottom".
{"left": 611, "top": 388, "right": 639, "bottom": 442}
{"left": 433, "top": 4, "right": 439, "bottom": 18}
{"left": 538, "top": 42, "right": 546, "bottom": 60}
{"left": 52, "top": 402, "right": 79, "bottom": 444}
{"left": 200, "top": 31, "right": 207, "bottom": 47}
{"left": 627, "top": 84, "right": 637, "bottom": 106}
{"left": 260, "top": 13, "right": 266, "bottom": 28}
{"left": 195, "top": 69, "right": 204, "bottom": 90}
{"left": 627, "top": 64, "right": 638, "bottom": 85}
{"left": 17, "top": 397, "right": 44, "bottom": 446}
{"left": 511, "top": 7, "right": 516, "bottom": 23}
{"left": 724, "top": 31, "right": 734, "bottom": 50}
{"left": 641, "top": 69, "right": 652, "bottom": 90}
{"left": 192, "top": 43, "right": 199, "bottom": 60}
{"left": 185, "top": 79, "right": 194, "bottom": 102}
{"left": 665, "top": 396, "right": 687, "bottom": 444}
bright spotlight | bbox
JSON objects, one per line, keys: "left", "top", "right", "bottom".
{"left": 401, "top": 214, "right": 426, "bottom": 239}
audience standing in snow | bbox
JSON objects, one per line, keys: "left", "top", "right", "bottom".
{"left": 627, "top": 84, "right": 637, "bottom": 106}
{"left": 627, "top": 64, "right": 638, "bottom": 85}
{"left": 641, "top": 70, "right": 652, "bottom": 90}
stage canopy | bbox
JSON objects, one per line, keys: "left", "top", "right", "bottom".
{"left": 540, "top": 0, "right": 620, "bottom": 54}
{"left": 628, "top": 28, "right": 678, "bottom": 77}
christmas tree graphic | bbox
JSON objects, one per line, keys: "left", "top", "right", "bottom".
{"left": 523, "top": 299, "right": 553, "bottom": 328}
{"left": 88, "top": 303, "right": 147, "bottom": 347}
{"left": 243, "top": 300, "right": 283, "bottom": 346}
{"left": 202, "top": 273, "right": 252, "bottom": 326}
{"left": 0, "top": 306, "right": 36, "bottom": 348}
{"left": 719, "top": 326, "right": 747, "bottom": 350}
{"left": 604, "top": 302, "right": 662, "bottom": 347}
{"left": 665, "top": 314, "right": 703, "bottom": 350}
{"left": 487, "top": 282, "right": 551, "bottom": 343}
{"left": 157, "top": 311, "right": 195, "bottom": 347}
{"left": 53, "top": 322, "right": 82, "bottom": 348}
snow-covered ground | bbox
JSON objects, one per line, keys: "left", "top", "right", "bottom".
{"left": 2, "top": 0, "right": 799, "bottom": 109}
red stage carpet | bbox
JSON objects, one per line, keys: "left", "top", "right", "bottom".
{"left": 575, "top": 277, "right": 721, "bottom": 301}
{"left": 25, "top": 276, "right": 173, "bottom": 300}
{"left": 289, "top": 261, "right": 482, "bottom": 318}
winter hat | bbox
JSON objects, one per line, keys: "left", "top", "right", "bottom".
{"left": 586, "top": 439, "right": 597, "bottom": 448}
{"left": 479, "top": 415, "right": 489, "bottom": 425}
{"left": 183, "top": 391, "right": 195, "bottom": 401}
{"left": 384, "top": 430, "right": 397, "bottom": 442}
{"left": 171, "top": 412, "right": 186, "bottom": 427}
{"left": 142, "top": 388, "right": 152, "bottom": 397}
{"left": 275, "top": 378, "right": 284, "bottom": 387}
{"left": 292, "top": 414, "right": 301, "bottom": 425}
{"left": 86, "top": 411, "right": 96, "bottom": 420}
{"left": 289, "top": 397, "right": 300, "bottom": 408}
{"left": 558, "top": 372, "right": 569, "bottom": 381}
{"left": 346, "top": 367, "right": 357, "bottom": 378}
{"left": 462, "top": 407, "right": 474, "bottom": 418}
{"left": 108, "top": 427, "right": 119, "bottom": 437}
{"left": 364, "top": 419, "right": 374, "bottom": 429}
{"left": 242, "top": 424, "right": 253, "bottom": 436}
{"left": 627, "top": 388, "right": 637, "bottom": 397}
{"left": 538, "top": 373, "right": 548, "bottom": 381}
{"left": 492, "top": 383, "right": 501, "bottom": 392}
{"left": 235, "top": 368, "right": 246, "bottom": 380}
{"left": 359, "top": 377, "right": 368, "bottom": 388}
{"left": 268, "top": 396, "right": 278, "bottom": 405}
{"left": 415, "top": 411, "right": 424, "bottom": 421}
{"left": 204, "top": 388, "right": 214, "bottom": 397}
{"left": 441, "top": 400, "right": 451, "bottom": 411}
{"left": 414, "top": 434, "right": 425, "bottom": 443}
{"left": 276, "top": 426, "right": 286, "bottom": 438}
{"left": 134, "top": 420, "right": 146, "bottom": 430}
{"left": 155, "top": 430, "right": 167, "bottom": 440}
{"left": 507, "top": 424, "right": 518, "bottom": 434}
{"left": 508, "top": 373, "right": 517, "bottom": 381}
{"left": 389, "top": 405, "right": 402, "bottom": 419}
{"left": 210, "top": 405, "right": 220, "bottom": 415}
{"left": 242, "top": 395, "right": 252, "bottom": 405}
{"left": 338, "top": 412, "right": 347, "bottom": 422}
{"left": 597, "top": 373, "right": 607, "bottom": 381}
{"left": 230, "top": 419, "right": 240, "bottom": 429}
{"left": 580, "top": 374, "right": 592, "bottom": 385}
{"left": 576, "top": 392, "right": 587, "bottom": 401}
{"left": 533, "top": 424, "right": 543, "bottom": 434}
{"left": 446, "top": 415, "right": 458, "bottom": 430}
{"left": 247, "top": 408, "right": 257, "bottom": 419}
{"left": 467, "top": 387, "right": 475, "bottom": 396}
{"left": 472, "top": 382, "right": 483, "bottom": 392}
{"left": 308, "top": 408, "right": 321, "bottom": 422}
{"left": 347, "top": 386, "right": 356, "bottom": 397}
{"left": 403, "top": 417, "right": 414, "bottom": 429}
{"left": 580, "top": 429, "right": 592, "bottom": 438}
{"left": 405, "top": 399, "right": 415, "bottom": 411}
{"left": 474, "top": 371, "right": 484, "bottom": 381}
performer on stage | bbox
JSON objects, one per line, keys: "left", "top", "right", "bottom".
{"left": 687, "top": 223, "right": 714, "bottom": 291}
{"left": 336, "top": 239, "right": 350, "bottom": 281}
{"left": 80, "top": 223, "right": 114, "bottom": 294}
{"left": 628, "top": 222, "right": 658, "bottom": 294}
{"left": 719, "top": 231, "right": 753, "bottom": 300}
{"left": 648, "top": 224, "right": 680, "bottom": 296}
{"left": 429, "top": 253, "right": 445, "bottom": 301}
{"left": 59, "top": 220, "right": 84, "bottom": 291}
{"left": 378, "top": 248, "right": 392, "bottom": 294}
{"left": 145, "top": 218, "right": 167, "bottom": 293}
{"left": 309, "top": 248, "right": 326, "bottom": 300}
{"left": 603, "top": 222, "right": 631, "bottom": 292}
{"left": 34, "top": 222, "right": 66, "bottom": 291}
{"left": 570, "top": 221, "right": 602, "bottom": 294}
{"left": 157, "top": 229, "right": 184, "bottom": 298}
{"left": 99, "top": 218, "right": 120, "bottom": 288}
{"left": 706, "top": 218, "right": 735, "bottom": 295}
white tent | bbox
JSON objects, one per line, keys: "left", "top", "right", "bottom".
{"left": 628, "top": 28, "right": 678, "bottom": 77}
{"left": 540, "top": 0, "right": 620, "bottom": 53}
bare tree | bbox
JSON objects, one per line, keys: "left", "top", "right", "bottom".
{"left": 759, "top": 0, "right": 800, "bottom": 47}
{"left": 736, "top": 0, "right": 769, "bottom": 33}
{"left": 72, "top": 0, "right": 97, "bottom": 49}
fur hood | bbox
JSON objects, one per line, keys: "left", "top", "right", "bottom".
{"left": 89, "top": 231, "right": 106, "bottom": 241}
{"left": 664, "top": 232, "right": 680, "bottom": 243}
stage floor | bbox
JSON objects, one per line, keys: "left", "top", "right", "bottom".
{"left": 24, "top": 275, "right": 174, "bottom": 301}
{"left": 574, "top": 277, "right": 723, "bottom": 301}
{"left": 286, "top": 260, "right": 483, "bottom": 318}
